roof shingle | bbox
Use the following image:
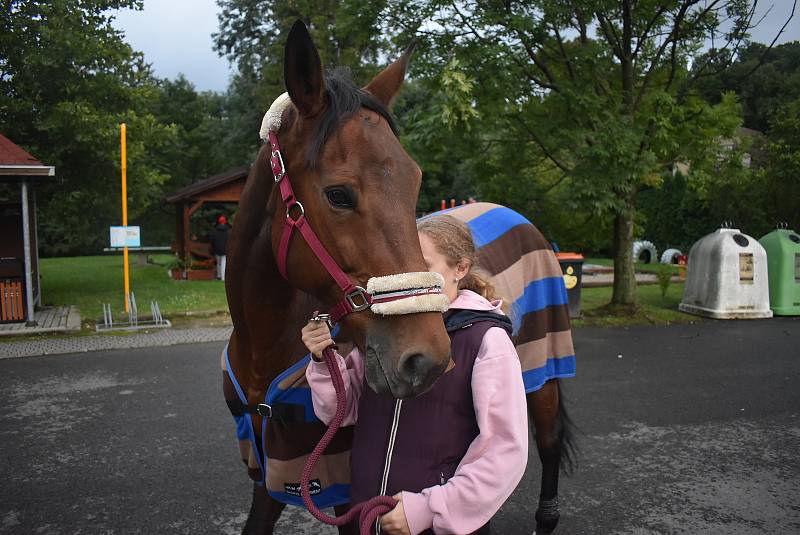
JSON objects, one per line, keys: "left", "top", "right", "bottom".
{"left": 0, "top": 134, "right": 43, "bottom": 166}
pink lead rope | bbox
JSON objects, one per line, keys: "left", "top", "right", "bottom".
{"left": 300, "top": 345, "right": 398, "bottom": 534}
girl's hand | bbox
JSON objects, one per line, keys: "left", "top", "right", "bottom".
{"left": 379, "top": 493, "right": 410, "bottom": 535}
{"left": 301, "top": 311, "right": 335, "bottom": 360}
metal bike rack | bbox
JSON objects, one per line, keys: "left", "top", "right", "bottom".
{"left": 96, "top": 292, "right": 171, "bottom": 332}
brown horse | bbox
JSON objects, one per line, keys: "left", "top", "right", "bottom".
{"left": 224, "top": 20, "right": 450, "bottom": 534}
{"left": 224, "top": 20, "right": 575, "bottom": 535}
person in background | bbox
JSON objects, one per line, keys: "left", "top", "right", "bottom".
{"left": 302, "top": 215, "right": 528, "bottom": 535}
{"left": 211, "top": 214, "right": 230, "bottom": 281}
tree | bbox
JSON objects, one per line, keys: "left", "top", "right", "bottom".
{"left": 1, "top": 0, "right": 178, "bottom": 255}
{"left": 641, "top": 41, "right": 800, "bottom": 246}
{"left": 213, "top": 0, "right": 391, "bottom": 166}
{"left": 762, "top": 98, "right": 800, "bottom": 230}
{"left": 385, "top": 0, "right": 794, "bottom": 308}
{"left": 695, "top": 41, "right": 800, "bottom": 132}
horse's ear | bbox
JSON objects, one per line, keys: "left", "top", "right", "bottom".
{"left": 284, "top": 20, "right": 326, "bottom": 117}
{"left": 363, "top": 41, "right": 416, "bottom": 109}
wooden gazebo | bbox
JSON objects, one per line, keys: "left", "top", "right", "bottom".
{"left": 0, "top": 134, "right": 55, "bottom": 325}
{"left": 165, "top": 166, "right": 249, "bottom": 269}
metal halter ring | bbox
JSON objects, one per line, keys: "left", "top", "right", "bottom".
{"left": 286, "top": 201, "right": 305, "bottom": 222}
{"left": 310, "top": 313, "right": 333, "bottom": 329}
{"left": 345, "top": 287, "right": 371, "bottom": 312}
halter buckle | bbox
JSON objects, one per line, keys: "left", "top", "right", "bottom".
{"left": 346, "top": 286, "right": 371, "bottom": 312}
{"left": 271, "top": 149, "right": 286, "bottom": 182}
{"left": 256, "top": 403, "right": 273, "bottom": 418}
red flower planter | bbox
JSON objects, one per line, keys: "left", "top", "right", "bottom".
{"left": 186, "top": 269, "right": 216, "bottom": 281}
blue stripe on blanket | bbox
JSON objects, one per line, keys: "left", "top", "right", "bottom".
{"left": 522, "top": 355, "right": 576, "bottom": 393}
{"left": 466, "top": 206, "right": 531, "bottom": 247}
{"left": 266, "top": 354, "right": 317, "bottom": 422}
{"left": 508, "top": 276, "right": 570, "bottom": 334}
{"left": 269, "top": 484, "right": 351, "bottom": 509}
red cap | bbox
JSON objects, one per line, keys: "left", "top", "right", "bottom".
{"left": 217, "top": 215, "right": 227, "bottom": 225}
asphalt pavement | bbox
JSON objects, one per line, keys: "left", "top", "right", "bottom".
{"left": 1, "top": 317, "right": 798, "bottom": 534}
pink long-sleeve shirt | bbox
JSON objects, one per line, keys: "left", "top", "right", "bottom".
{"left": 306, "top": 290, "right": 529, "bottom": 534}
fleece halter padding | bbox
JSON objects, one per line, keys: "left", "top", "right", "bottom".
{"left": 259, "top": 92, "right": 292, "bottom": 140}
{"left": 367, "top": 272, "right": 450, "bottom": 315}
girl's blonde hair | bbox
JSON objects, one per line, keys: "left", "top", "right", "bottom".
{"left": 417, "top": 215, "right": 500, "bottom": 303}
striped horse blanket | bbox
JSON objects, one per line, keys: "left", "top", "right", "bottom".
{"left": 443, "top": 202, "right": 576, "bottom": 391}
{"left": 225, "top": 202, "right": 575, "bottom": 508}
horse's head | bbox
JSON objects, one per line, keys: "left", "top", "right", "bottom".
{"left": 262, "top": 21, "right": 450, "bottom": 398}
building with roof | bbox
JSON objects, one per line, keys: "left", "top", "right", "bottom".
{"left": 165, "top": 166, "right": 248, "bottom": 277}
{"left": 0, "top": 134, "right": 55, "bottom": 324}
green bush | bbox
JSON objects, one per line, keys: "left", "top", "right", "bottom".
{"left": 655, "top": 265, "right": 673, "bottom": 298}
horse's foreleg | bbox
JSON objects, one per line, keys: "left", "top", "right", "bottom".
{"left": 527, "top": 380, "right": 562, "bottom": 535}
{"left": 242, "top": 483, "right": 285, "bottom": 535}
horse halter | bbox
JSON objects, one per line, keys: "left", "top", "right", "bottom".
{"left": 262, "top": 94, "right": 449, "bottom": 324}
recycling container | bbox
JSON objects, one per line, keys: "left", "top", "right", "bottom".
{"left": 679, "top": 228, "right": 772, "bottom": 319}
{"left": 759, "top": 228, "right": 800, "bottom": 316}
{"left": 555, "top": 252, "right": 584, "bottom": 318}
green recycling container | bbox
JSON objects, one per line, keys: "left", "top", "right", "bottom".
{"left": 759, "top": 228, "right": 800, "bottom": 316}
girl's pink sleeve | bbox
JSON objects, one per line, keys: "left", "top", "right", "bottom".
{"left": 400, "top": 327, "right": 528, "bottom": 535}
{"left": 305, "top": 346, "right": 366, "bottom": 426}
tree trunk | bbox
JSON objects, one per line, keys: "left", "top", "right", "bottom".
{"left": 611, "top": 208, "right": 637, "bottom": 307}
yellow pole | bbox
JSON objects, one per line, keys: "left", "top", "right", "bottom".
{"left": 121, "top": 123, "right": 130, "bottom": 312}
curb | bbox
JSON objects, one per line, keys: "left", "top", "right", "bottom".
{"left": 0, "top": 326, "right": 233, "bottom": 360}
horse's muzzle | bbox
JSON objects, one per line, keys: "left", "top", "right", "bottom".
{"left": 364, "top": 339, "right": 448, "bottom": 399}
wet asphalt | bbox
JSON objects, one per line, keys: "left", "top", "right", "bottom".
{"left": 1, "top": 317, "right": 798, "bottom": 534}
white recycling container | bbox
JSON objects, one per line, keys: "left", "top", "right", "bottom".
{"left": 679, "top": 228, "right": 772, "bottom": 319}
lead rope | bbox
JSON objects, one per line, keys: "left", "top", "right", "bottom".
{"left": 300, "top": 346, "right": 398, "bottom": 534}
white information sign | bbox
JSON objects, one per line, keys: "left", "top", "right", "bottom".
{"left": 109, "top": 226, "right": 141, "bottom": 248}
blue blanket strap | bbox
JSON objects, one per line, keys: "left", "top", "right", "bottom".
{"left": 223, "top": 344, "right": 267, "bottom": 486}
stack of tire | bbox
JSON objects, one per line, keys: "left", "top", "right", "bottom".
{"left": 631, "top": 241, "right": 683, "bottom": 264}
{"left": 632, "top": 240, "right": 657, "bottom": 264}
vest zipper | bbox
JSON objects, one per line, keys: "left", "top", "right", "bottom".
{"left": 376, "top": 398, "right": 403, "bottom": 535}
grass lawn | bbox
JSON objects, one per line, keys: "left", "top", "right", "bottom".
{"left": 574, "top": 274, "right": 699, "bottom": 327}
{"left": 574, "top": 256, "right": 697, "bottom": 327}
{"left": 40, "top": 254, "right": 228, "bottom": 322}
{"left": 38, "top": 255, "right": 698, "bottom": 329}
{"left": 584, "top": 257, "right": 683, "bottom": 275}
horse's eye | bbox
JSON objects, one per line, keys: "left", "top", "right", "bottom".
{"left": 325, "top": 187, "right": 355, "bottom": 209}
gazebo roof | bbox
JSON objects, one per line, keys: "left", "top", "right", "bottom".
{"left": 0, "top": 134, "right": 55, "bottom": 177}
{"left": 165, "top": 165, "right": 250, "bottom": 204}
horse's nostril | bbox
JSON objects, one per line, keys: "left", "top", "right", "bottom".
{"left": 400, "top": 352, "right": 437, "bottom": 389}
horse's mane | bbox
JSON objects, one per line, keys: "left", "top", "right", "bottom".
{"left": 301, "top": 67, "right": 398, "bottom": 168}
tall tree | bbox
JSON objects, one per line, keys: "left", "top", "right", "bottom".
{"left": 386, "top": 0, "right": 794, "bottom": 308}
{"left": 1, "top": 0, "right": 177, "bottom": 255}
{"left": 213, "top": 0, "right": 390, "bottom": 162}
{"left": 695, "top": 41, "right": 800, "bottom": 132}
{"left": 762, "top": 97, "right": 800, "bottom": 230}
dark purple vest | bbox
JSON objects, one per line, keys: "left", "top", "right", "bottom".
{"left": 350, "top": 310, "right": 512, "bottom": 534}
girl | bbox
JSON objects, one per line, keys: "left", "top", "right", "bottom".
{"left": 302, "top": 215, "right": 528, "bottom": 535}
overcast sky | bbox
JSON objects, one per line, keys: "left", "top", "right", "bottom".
{"left": 113, "top": 0, "right": 799, "bottom": 93}
{"left": 112, "top": 0, "right": 233, "bottom": 92}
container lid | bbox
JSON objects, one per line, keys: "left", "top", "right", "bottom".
{"left": 555, "top": 252, "right": 584, "bottom": 260}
